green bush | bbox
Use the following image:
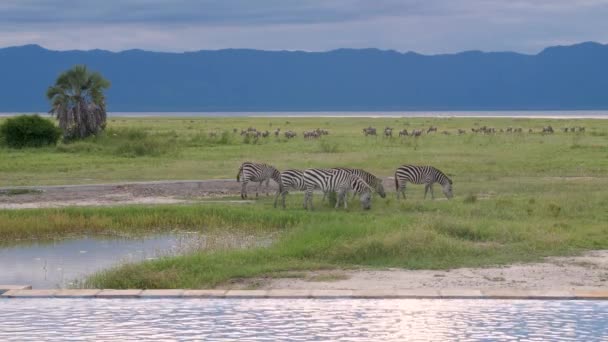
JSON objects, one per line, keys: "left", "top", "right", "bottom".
{"left": 0, "top": 115, "right": 61, "bottom": 148}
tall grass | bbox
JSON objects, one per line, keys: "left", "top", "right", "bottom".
{"left": 3, "top": 180, "right": 600, "bottom": 289}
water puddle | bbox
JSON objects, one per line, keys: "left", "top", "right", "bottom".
{"left": 0, "top": 232, "right": 273, "bottom": 289}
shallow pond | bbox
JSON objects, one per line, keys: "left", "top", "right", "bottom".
{"left": 0, "top": 232, "right": 273, "bottom": 289}
{"left": 0, "top": 298, "right": 606, "bottom": 341}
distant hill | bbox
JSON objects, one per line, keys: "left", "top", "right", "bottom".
{"left": 1, "top": 42, "right": 607, "bottom": 111}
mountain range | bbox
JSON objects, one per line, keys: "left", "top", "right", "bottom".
{"left": 1, "top": 42, "right": 607, "bottom": 112}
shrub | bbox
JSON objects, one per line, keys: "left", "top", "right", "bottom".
{"left": 0, "top": 115, "right": 61, "bottom": 148}
{"left": 463, "top": 193, "right": 477, "bottom": 203}
{"left": 318, "top": 140, "right": 340, "bottom": 153}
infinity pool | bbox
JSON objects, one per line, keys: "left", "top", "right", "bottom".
{"left": 0, "top": 299, "right": 606, "bottom": 341}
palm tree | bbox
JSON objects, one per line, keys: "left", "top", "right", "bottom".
{"left": 47, "top": 65, "right": 110, "bottom": 140}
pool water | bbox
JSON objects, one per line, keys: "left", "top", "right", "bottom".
{"left": 0, "top": 298, "right": 606, "bottom": 341}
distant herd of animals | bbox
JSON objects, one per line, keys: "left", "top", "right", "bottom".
{"left": 362, "top": 124, "right": 586, "bottom": 137}
{"left": 236, "top": 162, "right": 453, "bottom": 211}
{"left": 227, "top": 124, "right": 585, "bottom": 141}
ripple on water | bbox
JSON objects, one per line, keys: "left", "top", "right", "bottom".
{"left": 0, "top": 299, "right": 606, "bottom": 341}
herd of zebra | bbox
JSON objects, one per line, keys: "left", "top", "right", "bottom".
{"left": 236, "top": 162, "right": 453, "bottom": 210}
{"left": 362, "top": 125, "right": 586, "bottom": 137}
{"left": 233, "top": 127, "right": 327, "bottom": 140}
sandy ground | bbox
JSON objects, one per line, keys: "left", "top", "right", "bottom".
{"left": 226, "top": 251, "right": 608, "bottom": 291}
{"left": 0, "top": 179, "right": 259, "bottom": 209}
{"left": 2, "top": 179, "right": 606, "bottom": 290}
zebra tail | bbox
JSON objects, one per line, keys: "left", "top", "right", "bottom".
{"left": 236, "top": 165, "right": 243, "bottom": 182}
{"left": 394, "top": 176, "right": 399, "bottom": 191}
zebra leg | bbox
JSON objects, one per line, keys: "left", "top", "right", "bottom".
{"left": 273, "top": 189, "right": 281, "bottom": 208}
{"left": 256, "top": 181, "right": 263, "bottom": 198}
{"left": 241, "top": 181, "right": 248, "bottom": 199}
{"left": 424, "top": 184, "right": 430, "bottom": 199}
{"left": 321, "top": 191, "right": 327, "bottom": 203}
{"left": 265, "top": 179, "right": 270, "bottom": 196}
{"left": 397, "top": 183, "right": 406, "bottom": 200}
{"left": 430, "top": 184, "right": 435, "bottom": 199}
{"left": 281, "top": 191, "right": 288, "bottom": 209}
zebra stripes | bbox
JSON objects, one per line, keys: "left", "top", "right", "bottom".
{"left": 303, "top": 168, "right": 372, "bottom": 210}
{"left": 274, "top": 169, "right": 306, "bottom": 208}
{"left": 331, "top": 167, "right": 386, "bottom": 199}
{"left": 236, "top": 162, "right": 282, "bottom": 199}
{"left": 394, "top": 165, "right": 453, "bottom": 200}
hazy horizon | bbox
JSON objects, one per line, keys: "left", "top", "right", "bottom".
{"left": 2, "top": 1, "right": 608, "bottom": 54}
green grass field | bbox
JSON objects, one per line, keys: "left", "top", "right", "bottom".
{"left": 1, "top": 116, "right": 607, "bottom": 185}
{"left": 0, "top": 116, "right": 607, "bottom": 288}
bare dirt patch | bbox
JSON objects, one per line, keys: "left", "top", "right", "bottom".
{"left": 225, "top": 251, "right": 608, "bottom": 291}
{"left": 0, "top": 179, "right": 261, "bottom": 209}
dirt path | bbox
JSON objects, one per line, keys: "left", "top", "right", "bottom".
{"left": 0, "top": 179, "right": 258, "bottom": 209}
{"left": 226, "top": 251, "right": 608, "bottom": 291}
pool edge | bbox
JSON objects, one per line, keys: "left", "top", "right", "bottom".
{"left": 2, "top": 287, "right": 608, "bottom": 300}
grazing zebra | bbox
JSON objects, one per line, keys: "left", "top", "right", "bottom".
{"left": 274, "top": 169, "right": 307, "bottom": 208}
{"left": 303, "top": 169, "right": 372, "bottom": 210}
{"left": 331, "top": 167, "right": 386, "bottom": 199}
{"left": 394, "top": 165, "right": 453, "bottom": 200}
{"left": 236, "top": 162, "right": 281, "bottom": 199}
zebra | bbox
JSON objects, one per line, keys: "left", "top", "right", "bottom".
{"left": 274, "top": 169, "right": 307, "bottom": 208}
{"left": 303, "top": 169, "right": 372, "bottom": 210}
{"left": 330, "top": 167, "right": 386, "bottom": 200}
{"left": 394, "top": 165, "right": 453, "bottom": 200}
{"left": 236, "top": 162, "right": 281, "bottom": 199}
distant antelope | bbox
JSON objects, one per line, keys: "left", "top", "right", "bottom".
{"left": 427, "top": 126, "right": 437, "bottom": 134}
{"left": 363, "top": 127, "right": 377, "bottom": 136}
{"left": 384, "top": 127, "right": 393, "bottom": 138}
{"left": 399, "top": 129, "right": 409, "bottom": 137}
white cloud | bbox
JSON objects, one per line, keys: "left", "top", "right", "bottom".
{"left": 1, "top": 0, "right": 607, "bottom": 53}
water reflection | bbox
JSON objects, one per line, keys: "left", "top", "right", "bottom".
{"left": 0, "top": 232, "right": 273, "bottom": 289}
{"left": 0, "top": 299, "right": 605, "bottom": 341}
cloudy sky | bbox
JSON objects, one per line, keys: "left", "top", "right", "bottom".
{"left": 1, "top": 0, "right": 607, "bottom": 54}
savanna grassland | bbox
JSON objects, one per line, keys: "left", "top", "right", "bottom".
{"left": 0, "top": 116, "right": 607, "bottom": 288}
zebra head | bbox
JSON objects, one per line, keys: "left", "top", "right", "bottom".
{"left": 374, "top": 180, "right": 386, "bottom": 198}
{"left": 442, "top": 179, "right": 453, "bottom": 199}
{"left": 359, "top": 191, "right": 372, "bottom": 210}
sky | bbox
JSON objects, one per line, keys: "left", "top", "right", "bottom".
{"left": 1, "top": 0, "right": 607, "bottom": 54}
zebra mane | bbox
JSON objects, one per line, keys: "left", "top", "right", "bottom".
{"left": 334, "top": 167, "right": 380, "bottom": 186}
{"left": 435, "top": 168, "right": 452, "bottom": 185}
